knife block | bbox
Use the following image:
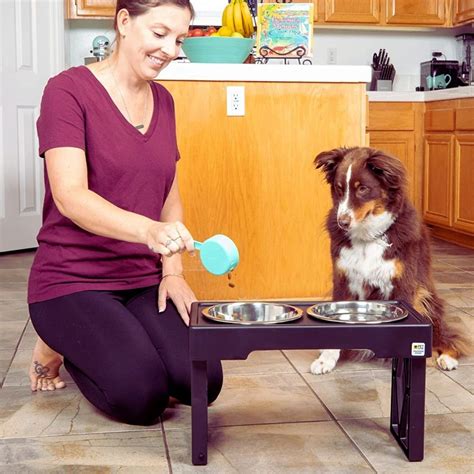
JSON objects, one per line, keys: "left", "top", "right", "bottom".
{"left": 376, "top": 80, "right": 393, "bottom": 91}
{"left": 368, "top": 66, "right": 396, "bottom": 91}
{"left": 368, "top": 68, "right": 381, "bottom": 91}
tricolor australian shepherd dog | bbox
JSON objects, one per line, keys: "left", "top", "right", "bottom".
{"left": 311, "top": 146, "right": 470, "bottom": 375}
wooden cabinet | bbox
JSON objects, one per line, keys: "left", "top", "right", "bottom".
{"left": 316, "top": 0, "right": 454, "bottom": 26}
{"left": 384, "top": 0, "right": 447, "bottom": 26}
{"left": 423, "top": 99, "right": 474, "bottom": 247}
{"left": 367, "top": 102, "right": 424, "bottom": 213}
{"left": 323, "top": 0, "right": 380, "bottom": 24}
{"left": 66, "top": 0, "right": 115, "bottom": 19}
{"left": 370, "top": 131, "right": 417, "bottom": 200}
{"left": 453, "top": 134, "right": 474, "bottom": 234}
{"left": 263, "top": 1, "right": 462, "bottom": 27}
{"left": 369, "top": 98, "right": 473, "bottom": 248}
{"left": 423, "top": 134, "right": 454, "bottom": 226}
{"left": 453, "top": 0, "right": 474, "bottom": 25}
{"left": 65, "top": 0, "right": 470, "bottom": 28}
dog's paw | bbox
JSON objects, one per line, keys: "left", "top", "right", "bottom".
{"left": 436, "top": 354, "right": 459, "bottom": 371}
{"left": 310, "top": 350, "right": 339, "bottom": 375}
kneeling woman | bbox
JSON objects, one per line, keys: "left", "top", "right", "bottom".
{"left": 27, "top": 0, "right": 223, "bottom": 424}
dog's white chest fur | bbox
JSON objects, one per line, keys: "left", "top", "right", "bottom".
{"left": 337, "top": 237, "right": 396, "bottom": 299}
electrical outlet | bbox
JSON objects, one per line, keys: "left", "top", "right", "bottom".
{"left": 227, "top": 86, "right": 245, "bottom": 116}
{"left": 327, "top": 47, "right": 337, "bottom": 65}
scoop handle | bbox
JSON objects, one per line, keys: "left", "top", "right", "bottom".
{"left": 194, "top": 240, "right": 203, "bottom": 250}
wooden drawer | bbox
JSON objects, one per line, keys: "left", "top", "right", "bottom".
{"left": 368, "top": 103, "right": 415, "bottom": 131}
{"left": 425, "top": 108, "right": 455, "bottom": 131}
{"left": 456, "top": 99, "right": 474, "bottom": 130}
{"left": 457, "top": 108, "right": 474, "bottom": 131}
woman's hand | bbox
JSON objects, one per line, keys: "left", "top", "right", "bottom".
{"left": 146, "top": 221, "right": 195, "bottom": 256}
{"left": 158, "top": 274, "right": 196, "bottom": 325}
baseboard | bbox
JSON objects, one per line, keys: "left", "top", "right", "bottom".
{"left": 428, "top": 225, "right": 474, "bottom": 249}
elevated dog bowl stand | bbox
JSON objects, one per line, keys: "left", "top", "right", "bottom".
{"left": 189, "top": 301, "right": 432, "bottom": 466}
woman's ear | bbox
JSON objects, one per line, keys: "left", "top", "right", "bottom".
{"left": 314, "top": 148, "right": 348, "bottom": 184}
{"left": 116, "top": 8, "right": 131, "bottom": 38}
{"left": 366, "top": 149, "right": 407, "bottom": 191}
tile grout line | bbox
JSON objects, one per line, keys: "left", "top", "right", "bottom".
{"left": 457, "top": 307, "right": 474, "bottom": 317}
{"left": 209, "top": 418, "right": 342, "bottom": 429}
{"left": 438, "top": 366, "right": 474, "bottom": 395}
{"left": 281, "top": 350, "right": 378, "bottom": 473}
{"left": 0, "top": 428, "right": 164, "bottom": 442}
{"left": 4, "top": 410, "right": 474, "bottom": 442}
{"left": 160, "top": 416, "right": 174, "bottom": 474}
{"left": 0, "top": 317, "right": 30, "bottom": 389}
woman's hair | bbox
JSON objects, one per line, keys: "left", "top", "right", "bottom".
{"left": 114, "top": 0, "right": 195, "bottom": 32}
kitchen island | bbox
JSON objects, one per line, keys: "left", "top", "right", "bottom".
{"left": 157, "top": 64, "right": 370, "bottom": 300}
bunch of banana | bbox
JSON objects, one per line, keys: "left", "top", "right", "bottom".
{"left": 239, "top": 0, "right": 255, "bottom": 37}
{"left": 221, "top": 0, "right": 254, "bottom": 38}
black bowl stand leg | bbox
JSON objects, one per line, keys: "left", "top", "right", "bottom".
{"left": 390, "top": 357, "right": 426, "bottom": 461}
{"left": 191, "top": 360, "right": 208, "bottom": 465}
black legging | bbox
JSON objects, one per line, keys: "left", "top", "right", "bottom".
{"left": 29, "top": 285, "right": 223, "bottom": 425}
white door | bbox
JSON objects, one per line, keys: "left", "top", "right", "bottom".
{"left": 0, "top": 0, "right": 64, "bottom": 252}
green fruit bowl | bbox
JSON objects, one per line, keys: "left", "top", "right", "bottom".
{"left": 182, "top": 37, "right": 255, "bottom": 64}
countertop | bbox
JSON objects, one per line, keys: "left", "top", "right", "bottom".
{"left": 367, "top": 85, "right": 474, "bottom": 102}
{"left": 158, "top": 63, "right": 372, "bottom": 83}
{"left": 157, "top": 63, "right": 474, "bottom": 101}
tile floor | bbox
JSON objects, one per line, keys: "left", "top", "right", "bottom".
{"left": 0, "top": 239, "right": 473, "bottom": 472}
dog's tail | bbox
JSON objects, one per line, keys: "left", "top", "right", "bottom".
{"left": 437, "top": 310, "right": 473, "bottom": 357}
{"left": 417, "top": 289, "right": 473, "bottom": 357}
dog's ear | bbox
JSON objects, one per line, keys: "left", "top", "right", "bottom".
{"left": 314, "top": 148, "right": 348, "bottom": 184}
{"left": 366, "top": 149, "right": 407, "bottom": 191}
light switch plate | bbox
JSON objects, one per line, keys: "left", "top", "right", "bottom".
{"left": 227, "top": 86, "right": 245, "bottom": 116}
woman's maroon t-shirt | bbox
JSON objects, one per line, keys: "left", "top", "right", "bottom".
{"left": 28, "top": 66, "right": 179, "bottom": 304}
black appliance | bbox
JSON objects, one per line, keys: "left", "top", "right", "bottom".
{"left": 420, "top": 59, "right": 464, "bottom": 90}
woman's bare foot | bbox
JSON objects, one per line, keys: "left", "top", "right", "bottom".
{"left": 30, "top": 337, "right": 66, "bottom": 391}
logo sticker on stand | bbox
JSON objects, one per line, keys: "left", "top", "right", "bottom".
{"left": 411, "top": 342, "right": 425, "bottom": 356}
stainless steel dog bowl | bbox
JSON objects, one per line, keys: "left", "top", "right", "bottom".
{"left": 202, "top": 302, "right": 303, "bottom": 325}
{"left": 307, "top": 301, "right": 408, "bottom": 324}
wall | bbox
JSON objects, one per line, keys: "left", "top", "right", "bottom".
{"left": 312, "top": 27, "right": 471, "bottom": 91}
{"left": 66, "top": 20, "right": 114, "bottom": 67}
{"left": 65, "top": 20, "right": 472, "bottom": 91}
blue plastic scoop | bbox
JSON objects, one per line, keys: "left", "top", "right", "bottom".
{"left": 194, "top": 234, "right": 239, "bottom": 275}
